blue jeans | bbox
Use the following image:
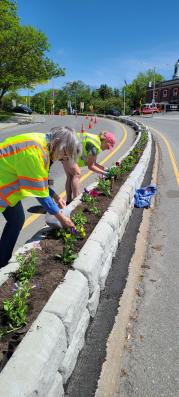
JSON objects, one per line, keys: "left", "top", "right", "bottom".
{"left": 0, "top": 202, "right": 25, "bottom": 268}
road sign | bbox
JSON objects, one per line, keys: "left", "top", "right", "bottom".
{"left": 67, "top": 100, "right": 71, "bottom": 108}
{"left": 12, "top": 99, "right": 16, "bottom": 107}
{"left": 80, "top": 102, "right": 84, "bottom": 110}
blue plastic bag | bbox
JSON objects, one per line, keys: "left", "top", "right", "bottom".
{"left": 134, "top": 185, "right": 157, "bottom": 208}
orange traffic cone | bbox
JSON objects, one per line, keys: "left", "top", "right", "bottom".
{"left": 81, "top": 123, "right": 84, "bottom": 133}
{"left": 85, "top": 114, "right": 88, "bottom": 119}
{"left": 88, "top": 122, "right": 92, "bottom": 129}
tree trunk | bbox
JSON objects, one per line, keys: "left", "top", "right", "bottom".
{"left": 0, "top": 87, "right": 8, "bottom": 109}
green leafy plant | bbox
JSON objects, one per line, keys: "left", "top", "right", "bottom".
{"left": 81, "top": 192, "right": 101, "bottom": 215}
{"left": 0, "top": 248, "right": 39, "bottom": 338}
{"left": 55, "top": 230, "right": 77, "bottom": 264}
{"left": 105, "top": 166, "right": 121, "bottom": 179}
{"left": 72, "top": 210, "right": 87, "bottom": 228}
{"left": 3, "top": 280, "right": 31, "bottom": 330}
{"left": 97, "top": 178, "right": 111, "bottom": 196}
{"left": 17, "top": 249, "right": 37, "bottom": 282}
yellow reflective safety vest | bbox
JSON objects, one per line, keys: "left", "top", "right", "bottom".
{"left": 77, "top": 131, "right": 101, "bottom": 167}
{"left": 0, "top": 133, "right": 50, "bottom": 212}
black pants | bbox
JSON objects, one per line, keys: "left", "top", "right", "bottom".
{"left": 0, "top": 202, "right": 25, "bottom": 268}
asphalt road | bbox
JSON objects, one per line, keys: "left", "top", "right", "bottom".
{"left": 0, "top": 115, "right": 135, "bottom": 253}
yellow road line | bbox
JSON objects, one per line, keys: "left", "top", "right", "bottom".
{"left": 23, "top": 123, "right": 128, "bottom": 229}
{"left": 150, "top": 126, "right": 179, "bottom": 185}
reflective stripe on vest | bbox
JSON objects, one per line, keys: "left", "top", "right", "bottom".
{"left": 77, "top": 132, "right": 101, "bottom": 166}
{"left": 0, "top": 177, "right": 48, "bottom": 197}
{"left": 0, "top": 140, "right": 49, "bottom": 168}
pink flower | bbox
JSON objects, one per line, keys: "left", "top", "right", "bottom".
{"left": 89, "top": 189, "right": 100, "bottom": 197}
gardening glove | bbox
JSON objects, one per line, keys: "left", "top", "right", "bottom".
{"left": 104, "top": 168, "right": 111, "bottom": 179}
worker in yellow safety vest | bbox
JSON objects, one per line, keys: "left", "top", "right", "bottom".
{"left": 0, "top": 126, "right": 81, "bottom": 268}
{"left": 62, "top": 130, "right": 116, "bottom": 204}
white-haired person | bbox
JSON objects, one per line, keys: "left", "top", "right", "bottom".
{"left": 0, "top": 126, "right": 81, "bottom": 269}
{"left": 62, "top": 130, "right": 116, "bottom": 204}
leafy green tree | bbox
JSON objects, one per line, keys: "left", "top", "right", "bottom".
{"left": 97, "top": 84, "right": 113, "bottom": 100}
{"left": 92, "top": 97, "right": 122, "bottom": 114}
{"left": 0, "top": 0, "right": 64, "bottom": 106}
{"left": 113, "top": 88, "right": 120, "bottom": 97}
{"left": 1, "top": 91, "right": 23, "bottom": 111}
{"left": 62, "top": 81, "right": 91, "bottom": 111}
{"left": 123, "top": 70, "right": 164, "bottom": 110}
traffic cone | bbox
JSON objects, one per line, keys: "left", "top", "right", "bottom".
{"left": 94, "top": 117, "right": 97, "bottom": 124}
{"left": 85, "top": 114, "right": 88, "bottom": 119}
{"left": 80, "top": 123, "right": 84, "bottom": 133}
{"left": 88, "top": 122, "right": 92, "bottom": 129}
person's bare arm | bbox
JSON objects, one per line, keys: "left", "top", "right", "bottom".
{"left": 55, "top": 211, "right": 75, "bottom": 228}
{"left": 86, "top": 154, "right": 105, "bottom": 175}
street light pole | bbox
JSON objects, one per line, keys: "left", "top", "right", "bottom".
{"left": 43, "top": 96, "right": 46, "bottom": 115}
{"left": 152, "top": 67, "right": 156, "bottom": 104}
{"left": 123, "top": 87, "right": 126, "bottom": 116}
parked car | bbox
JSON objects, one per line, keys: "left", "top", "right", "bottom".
{"left": 107, "top": 108, "right": 121, "bottom": 116}
{"left": 131, "top": 108, "right": 141, "bottom": 116}
{"left": 166, "top": 103, "right": 179, "bottom": 111}
{"left": 12, "top": 104, "right": 32, "bottom": 114}
{"left": 142, "top": 105, "right": 160, "bottom": 115}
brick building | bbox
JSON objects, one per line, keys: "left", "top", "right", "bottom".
{"left": 146, "top": 59, "right": 179, "bottom": 110}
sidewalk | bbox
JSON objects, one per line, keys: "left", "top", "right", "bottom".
{"left": 0, "top": 122, "right": 18, "bottom": 130}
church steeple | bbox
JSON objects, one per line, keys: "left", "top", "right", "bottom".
{"left": 173, "top": 59, "right": 179, "bottom": 79}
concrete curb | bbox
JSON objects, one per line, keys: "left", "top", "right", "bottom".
{"left": 0, "top": 122, "right": 18, "bottom": 130}
{"left": 0, "top": 118, "right": 152, "bottom": 396}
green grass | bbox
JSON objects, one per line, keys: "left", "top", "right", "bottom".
{"left": 0, "top": 111, "right": 12, "bottom": 122}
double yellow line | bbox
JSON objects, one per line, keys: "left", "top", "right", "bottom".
{"left": 150, "top": 126, "right": 179, "bottom": 185}
{"left": 23, "top": 123, "right": 128, "bottom": 229}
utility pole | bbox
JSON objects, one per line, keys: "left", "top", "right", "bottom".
{"left": 43, "top": 96, "right": 46, "bottom": 115}
{"left": 123, "top": 88, "right": 126, "bottom": 116}
{"left": 123, "top": 80, "right": 127, "bottom": 116}
{"left": 152, "top": 67, "right": 156, "bottom": 104}
{"left": 28, "top": 88, "right": 30, "bottom": 108}
{"left": 52, "top": 79, "right": 55, "bottom": 115}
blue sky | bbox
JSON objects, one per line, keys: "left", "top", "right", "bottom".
{"left": 17, "top": 0, "right": 179, "bottom": 94}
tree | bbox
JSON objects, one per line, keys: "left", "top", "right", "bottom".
{"left": 62, "top": 81, "right": 91, "bottom": 111}
{"left": 123, "top": 70, "right": 164, "bottom": 110}
{"left": 96, "top": 84, "right": 113, "bottom": 100}
{"left": 0, "top": 0, "right": 64, "bottom": 106}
